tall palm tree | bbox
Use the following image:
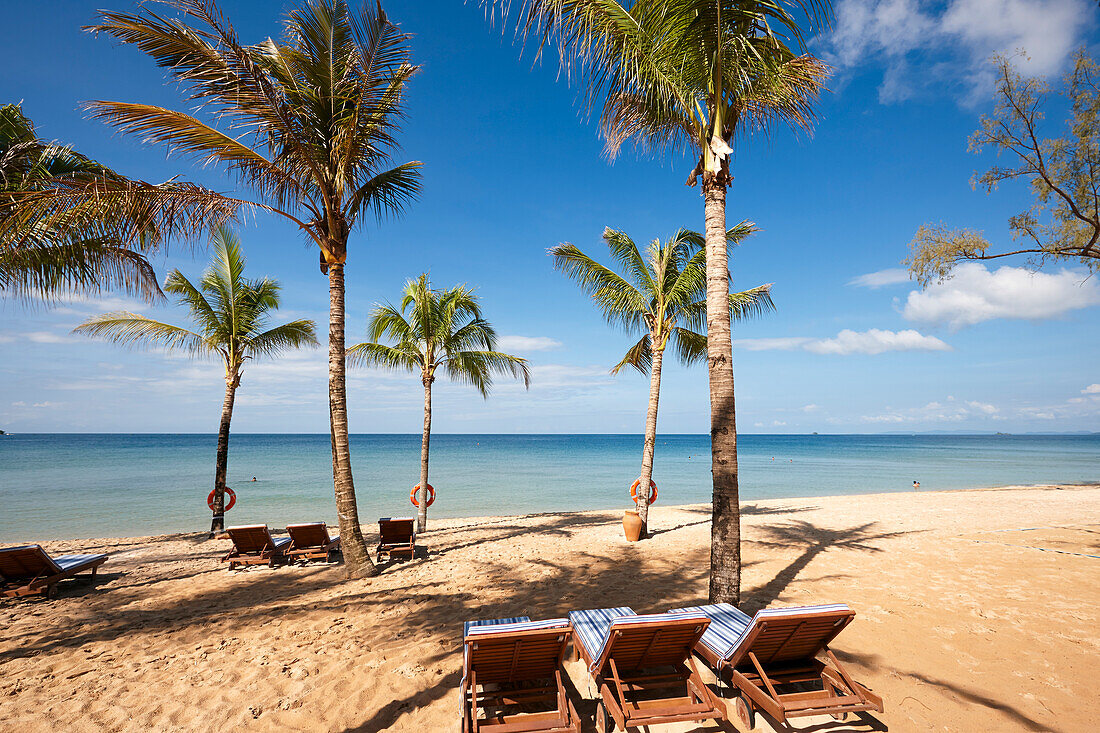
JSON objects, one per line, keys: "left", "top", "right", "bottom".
{"left": 552, "top": 224, "right": 772, "bottom": 538}
{"left": 348, "top": 274, "right": 530, "bottom": 532}
{"left": 35, "top": 0, "right": 422, "bottom": 576}
{"left": 74, "top": 226, "right": 318, "bottom": 534}
{"left": 0, "top": 103, "right": 161, "bottom": 301}
{"left": 490, "top": 0, "right": 829, "bottom": 603}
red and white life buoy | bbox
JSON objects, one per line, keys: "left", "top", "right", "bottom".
{"left": 410, "top": 483, "right": 436, "bottom": 508}
{"left": 208, "top": 487, "right": 236, "bottom": 512}
{"left": 630, "top": 479, "right": 657, "bottom": 505}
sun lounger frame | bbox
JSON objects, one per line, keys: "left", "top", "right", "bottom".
{"left": 570, "top": 611, "right": 726, "bottom": 732}
{"left": 688, "top": 605, "right": 884, "bottom": 728}
{"left": 222, "top": 525, "right": 291, "bottom": 570}
{"left": 285, "top": 523, "right": 341, "bottom": 563}
{"left": 377, "top": 517, "right": 416, "bottom": 561}
{"left": 0, "top": 545, "right": 108, "bottom": 599}
{"left": 461, "top": 619, "right": 579, "bottom": 733}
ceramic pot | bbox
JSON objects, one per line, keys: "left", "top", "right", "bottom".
{"left": 622, "top": 510, "right": 643, "bottom": 542}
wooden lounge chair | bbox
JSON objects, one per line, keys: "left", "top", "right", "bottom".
{"left": 462, "top": 616, "right": 579, "bottom": 733}
{"left": 568, "top": 607, "right": 726, "bottom": 732}
{"left": 377, "top": 517, "right": 416, "bottom": 561}
{"left": 0, "top": 545, "right": 108, "bottom": 599}
{"left": 222, "top": 525, "right": 291, "bottom": 570}
{"left": 670, "top": 603, "right": 884, "bottom": 729}
{"left": 285, "top": 522, "right": 340, "bottom": 563}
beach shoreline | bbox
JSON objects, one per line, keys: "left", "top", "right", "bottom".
{"left": 2, "top": 483, "right": 1098, "bottom": 731}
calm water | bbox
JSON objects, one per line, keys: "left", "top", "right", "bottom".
{"left": 0, "top": 433, "right": 1096, "bottom": 541}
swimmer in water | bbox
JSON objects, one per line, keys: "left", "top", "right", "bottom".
{"left": 251, "top": 477, "right": 257, "bottom": 482}
{"left": 912, "top": 480, "right": 920, "bottom": 490}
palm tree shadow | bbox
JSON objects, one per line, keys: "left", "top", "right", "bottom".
{"left": 744, "top": 521, "right": 918, "bottom": 611}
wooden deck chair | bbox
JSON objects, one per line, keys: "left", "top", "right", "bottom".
{"left": 461, "top": 616, "right": 579, "bottom": 733}
{"left": 222, "top": 525, "right": 291, "bottom": 570}
{"left": 377, "top": 517, "right": 416, "bottom": 561}
{"left": 0, "top": 545, "right": 108, "bottom": 599}
{"left": 670, "top": 603, "right": 884, "bottom": 729}
{"left": 568, "top": 607, "right": 726, "bottom": 732}
{"left": 285, "top": 522, "right": 340, "bottom": 563}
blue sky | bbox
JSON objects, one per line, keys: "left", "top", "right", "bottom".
{"left": 1, "top": 0, "right": 1098, "bottom": 434}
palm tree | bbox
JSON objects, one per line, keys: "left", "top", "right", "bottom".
{"left": 42, "top": 0, "right": 422, "bottom": 576}
{"left": 348, "top": 274, "right": 530, "bottom": 532}
{"left": 490, "top": 0, "right": 829, "bottom": 603}
{"left": 552, "top": 224, "right": 772, "bottom": 538}
{"left": 0, "top": 103, "right": 161, "bottom": 301}
{"left": 74, "top": 226, "right": 317, "bottom": 534}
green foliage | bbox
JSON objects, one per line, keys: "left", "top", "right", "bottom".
{"left": 79, "top": 0, "right": 422, "bottom": 265}
{"left": 551, "top": 225, "right": 774, "bottom": 375}
{"left": 348, "top": 274, "right": 530, "bottom": 396}
{"left": 487, "top": 0, "right": 830, "bottom": 181}
{"left": 0, "top": 104, "right": 165, "bottom": 301}
{"left": 74, "top": 226, "right": 317, "bottom": 377}
{"left": 908, "top": 49, "right": 1100, "bottom": 284}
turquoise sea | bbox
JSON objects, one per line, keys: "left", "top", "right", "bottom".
{"left": 1, "top": 433, "right": 1097, "bottom": 541}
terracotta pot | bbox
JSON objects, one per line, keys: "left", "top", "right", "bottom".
{"left": 622, "top": 510, "right": 643, "bottom": 542}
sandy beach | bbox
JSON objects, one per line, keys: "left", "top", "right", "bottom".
{"left": 1, "top": 483, "right": 1097, "bottom": 732}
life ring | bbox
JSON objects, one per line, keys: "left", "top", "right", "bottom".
{"left": 410, "top": 483, "right": 435, "bottom": 508}
{"left": 208, "top": 487, "right": 236, "bottom": 512}
{"left": 630, "top": 478, "right": 657, "bottom": 505}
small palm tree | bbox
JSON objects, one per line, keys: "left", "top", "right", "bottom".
{"left": 348, "top": 274, "right": 530, "bottom": 532}
{"left": 552, "top": 225, "right": 773, "bottom": 538}
{"left": 74, "top": 226, "right": 318, "bottom": 534}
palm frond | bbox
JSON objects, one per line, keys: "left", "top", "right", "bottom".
{"left": 72, "top": 312, "right": 211, "bottom": 356}
{"left": 610, "top": 333, "right": 651, "bottom": 375}
{"left": 249, "top": 319, "right": 318, "bottom": 358}
{"left": 550, "top": 242, "right": 648, "bottom": 331}
{"left": 346, "top": 340, "right": 422, "bottom": 371}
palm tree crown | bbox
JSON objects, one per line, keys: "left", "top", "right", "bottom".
{"left": 552, "top": 224, "right": 773, "bottom": 374}
{"left": 349, "top": 274, "right": 530, "bottom": 392}
{"left": 74, "top": 225, "right": 317, "bottom": 378}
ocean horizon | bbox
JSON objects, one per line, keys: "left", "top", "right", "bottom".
{"left": 2, "top": 432, "right": 1097, "bottom": 542}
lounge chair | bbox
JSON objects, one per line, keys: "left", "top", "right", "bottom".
{"left": 222, "top": 525, "right": 291, "bottom": 570}
{"left": 568, "top": 607, "right": 726, "bottom": 732}
{"left": 377, "top": 517, "right": 416, "bottom": 561}
{"left": 285, "top": 522, "right": 340, "bottom": 563}
{"left": 0, "top": 545, "right": 108, "bottom": 599}
{"left": 670, "top": 603, "right": 884, "bottom": 729}
{"left": 461, "top": 616, "right": 579, "bottom": 733}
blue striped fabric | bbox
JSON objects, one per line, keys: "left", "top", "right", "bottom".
{"left": 568, "top": 607, "right": 635, "bottom": 665}
{"left": 674, "top": 603, "right": 852, "bottom": 661}
{"left": 669, "top": 604, "right": 752, "bottom": 659}
{"left": 272, "top": 537, "right": 292, "bottom": 552}
{"left": 463, "top": 615, "right": 531, "bottom": 637}
{"left": 54, "top": 554, "right": 107, "bottom": 572}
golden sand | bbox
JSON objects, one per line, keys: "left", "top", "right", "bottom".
{"left": 2, "top": 484, "right": 1097, "bottom": 732}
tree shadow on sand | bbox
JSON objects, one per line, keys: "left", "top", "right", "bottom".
{"left": 742, "top": 521, "right": 917, "bottom": 612}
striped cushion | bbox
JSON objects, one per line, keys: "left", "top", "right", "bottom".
{"left": 676, "top": 603, "right": 852, "bottom": 661}
{"left": 568, "top": 607, "right": 635, "bottom": 664}
{"left": 272, "top": 537, "right": 292, "bottom": 552}
{"left": 54, "top": 554, "right": 107, "bottom": 572}
{"left": 669, "top": 603, "right": 752, "bottom": 659}
{"left": 463, "top": 615, "right": 531, "bottom": 637}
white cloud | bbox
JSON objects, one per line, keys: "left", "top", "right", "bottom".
{"left": 848, "top": 268, "right": 911, "bottom": 288}
{"left": 1083, "top": 384, "right": 1100, "bottom": 395}
{"left": 801, "top": 404, "right": 821, "bottom": 412}
{"left": 496, "top": 335, "right": 562, "bottom": 352}
{"left": 25, "top": 331, "right": 74, "bottom": 344}
{"left": 738, "top": 329, "right": 951, "bottom": 355}
{"left": 902, "top": 264, "right": 1100, "bottom": 328}
{"left": 966, "top": 400, "right": 1000, "bottom": 414}
{"left": 821, "top": 0, "right": 1093, "bottom": 103}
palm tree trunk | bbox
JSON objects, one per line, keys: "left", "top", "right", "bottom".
{"left": 635, "top": 344, "right": 664, "bottom": 539}
{"left": 418, "top": 377, "right": 433, "bottom": 533}
{"left": 209, "top": 374, "right": 238, "bottom": 536}
{"left": 328, "top": 263, "right": 377, "bottom": 578}
{"left": 703, "top": 176, "right": 741, "bottom": 605}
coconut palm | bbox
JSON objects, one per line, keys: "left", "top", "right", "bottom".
{"left": 552, "top": 224, "right": 772, "bottom": 538}
{"left": 348, "top": 274, "right": 530, "bottom": 532}
{"left": 490, "top": 0, "right": 829, "bottom": 603}
{"left": 0, "top": 103, "right": 162, "bottom": 301}
{"left": 74, "top": 226, "right": 317, "bottom": 534}
{"left": 40, "top": 0, "right": 422, "bottom": 576}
